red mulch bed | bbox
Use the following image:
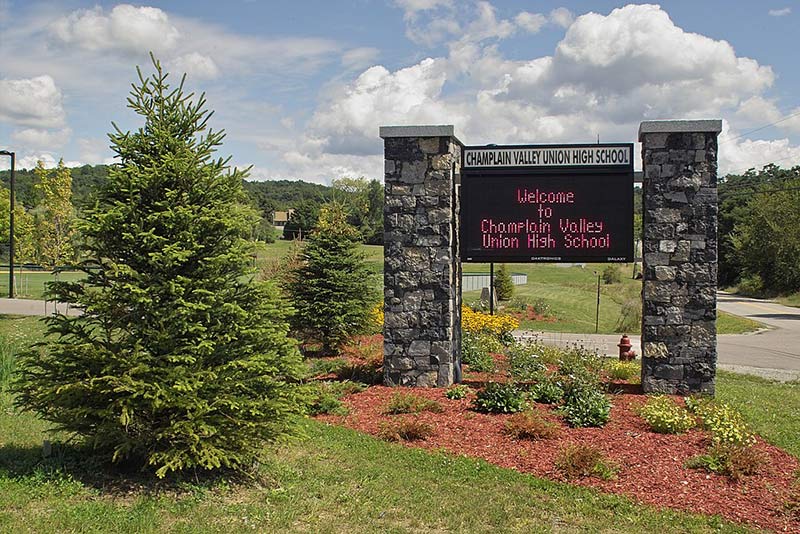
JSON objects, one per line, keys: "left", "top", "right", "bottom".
{"left": 317, "top": 384, "right": 800, "bottom": 532}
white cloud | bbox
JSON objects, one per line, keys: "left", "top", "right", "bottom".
{"left": 768, "top": 7, "right": 791, "bottom": 16}
{"left": 77, "top": 138, "right": 116, "bottom": 165}
{"left": 0, "top": 75, "right": 66, "bottom": 128}
{"left": 168, "top": 52, "right": 220, "bottom": 80}
{"left": 11, "top": 128, "right": 72, "bottom": 150}
{"left": 549, "top": 7, "right": 575, "bottom": 28}
{"left": 720, "top": 122, "right": 800, "bottom": 175}
{"left": 515, "top": 12, "right": 547, "bottom": 34}
{"left": 0, "top": 153, "right": 83, "bottom": 172}
{"left": 50, "top": 4, "right": 180, "bottom": 55}
{"left": 395, "top": 0, "right": 453, "bottom": 18}
{"left": 300, "top": 2, "right": 796, "bottom": 179}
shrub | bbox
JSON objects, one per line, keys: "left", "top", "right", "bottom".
{"left": 602, "top": 265, "right": 622, "bottom": 284}
{"left": 307, "top": 358, "right": 349, "bottom": 378}
{"left": 308, "top": 381, "right": 364, "bottom": 416}
{"left": 287, "top": 203, "right": 378, "bottom": 354}
{"left": 383, "top": 392, "right": 443, "bottom": 415}
{"left": 687, "top": 398, "right": 755, "bottom": 447}
{"left": 557, "top": 347, "right": 605, "bottom": 391}
{"left": 370, "top": 303, "right": 384, "bottom": 335}
{"left": 461, "top": 332, "right": 498, "bottom": 373}
{"left": 638, "top": 396, "right": 695, "bottom": 434}
{"left": 445, "top": 385, "right": 470, "bottom": 400}
{"left": 562, "top": 388, "right": 611, "bottom": 428}
{"left": 493, "top": 263, "right": 514, "bottom": 301}
{"left": 378, "top": 418, "right": 434, "bottom": 442}
{"left": 503, "top": 411, "right": 559, "bottom": 440}
{"left": 685, "top": 443, "right": 767, "bottom": 481}
{"left": 507, "top": 343, "right": 547, "bottom": 381}
{"left": 13, "top": 57, "right": 309, "bottom": 478}
{"left": 461, "top": 306, "right": 519, "bottom": 341}
{"left": 605, "top": 359, "right": 640, "bottom": 382}
{"left": 529, "top": 376, "right": 564, "bottom": 404}
{"left": 473, "top": 382, "right": 526, "bottom": 414}
{"left": 555, "top": 444, "right": 618, "bottom": 480}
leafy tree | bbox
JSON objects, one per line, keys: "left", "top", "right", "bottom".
{"left": 719, "top": 164, "right": 800, "bottom": 290}
{"left": 32, "top": 159, "right": 77, "bottom": 268}
{"left": 731, "top": 171, "right": 800, "bottom": 294}
{"left": 493, "top": 263, "right": 514, "bottom": 301}
{"left": 0, "top": 186, "right": 35, "bottom": 264}
{"left": 14, "top": 57, "right": 308, "bottom": 478}
{"left": 287, "top": 202, "right": 377, "bottom": 353}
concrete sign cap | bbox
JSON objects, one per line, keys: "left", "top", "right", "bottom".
{"left": 638, "top": 120, "right": 722, "bottom": 141}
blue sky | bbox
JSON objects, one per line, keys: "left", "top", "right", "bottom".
{"left": 1, "top": 0, "right": 798, "bottom": 182}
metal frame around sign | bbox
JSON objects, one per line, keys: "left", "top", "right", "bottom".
{"left": 460, "top": 143, "right": 634, "bottom": 263}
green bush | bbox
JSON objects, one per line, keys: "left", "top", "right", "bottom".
{"left": 685, "top": 443, "right": 766, "bottom": 481}
{"left": 473, "top": 382, "right": 526, "bottom": 414}
{"left": 638, "top": 396, "right": 695, "bottom": 434}
{"left": 308, "top": 381, "right": 364, "bottom": 416}
{"left": 493, "top": 263, "right": 514, "bottom": 301}
{"left": 307, "top": 358, "right": 349, "bottom": 378}
{"left": 445, "top": 385, "right": 470, "bottom": 400}
{"left": 689, "top": 399, "right": 755, "bottom": 447}
{"left": 562, "top": 388, "right": 611, "bottom": 428}
{"left": 602, "top": 265, "right": 622, "bottom": 284}
{"left": 529, "top": 376, "right": 564, "bottom": 404}
{"left": 383, "top": 392, "right": 443, "bottom": 415}
{"left": 461, "top": 332, "right": 498, "bottom": 373}
{"left": 13, "top": 57, "right": 309, "bottom": 478}
{"left": 507, "top": 342, "right": 547, "bottom": 381}
{"left": 605, "top": 359, "right": 640, "bottom": 382}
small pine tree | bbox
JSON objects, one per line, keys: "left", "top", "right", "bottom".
{"left": 287, "top": 203, "right": 377, "bottom": 354}
{"left": 14, "top": 56, "right": 308, "bottom": 478}
{"left": 494, "top": 263, "right": 514, "bottom": 301}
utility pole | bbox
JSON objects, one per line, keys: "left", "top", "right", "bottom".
{"left": 0, "top": 150, "right": 14, "bottom": 298}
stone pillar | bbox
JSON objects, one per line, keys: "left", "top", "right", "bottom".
{"left": 380, "top": 125, "right": 462, "bottom": 387}
{"left": 639, "top": 120, "right": 722, "bottom": 395}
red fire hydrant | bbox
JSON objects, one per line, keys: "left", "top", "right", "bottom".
{"left": 617, "top": 334, "right": 637, "bottom": 361}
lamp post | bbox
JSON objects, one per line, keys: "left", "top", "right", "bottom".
{"left": 0, "top": 150, "right": 14, "bottom": 298}
{"left": 593, "top": 270, "right": 600, "bottom": 333}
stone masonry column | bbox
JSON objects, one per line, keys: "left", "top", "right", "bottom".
{"left": 380, "top": 125, "right": 462, "bottom": 387}
{"left": 639, "top": 120, "right": 722, "bottom": 395}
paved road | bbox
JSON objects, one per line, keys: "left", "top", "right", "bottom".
{"left": 516, "top": 292, "right": 800, "bottom": 381}
{"left": 2, "top": 293, "right": 798, "bottom": 379}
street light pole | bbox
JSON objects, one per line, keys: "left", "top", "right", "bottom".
{"left": 0, "top": 150, "right": 14, "bottom": 299}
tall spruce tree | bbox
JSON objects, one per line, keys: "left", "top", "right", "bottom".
{"left": 14, "top": 57, "right": 307, "bottom": 477}
{"left": 288, "top": 203, "right": 377, "bottom": 354}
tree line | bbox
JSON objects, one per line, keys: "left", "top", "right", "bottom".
{"left": 0, "top": 163, "right": 385, "bottom": 266}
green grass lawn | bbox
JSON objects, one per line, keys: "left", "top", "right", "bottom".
{"left": 777, "top": 291, "right": 800, "bottom": 308}
{"left": 0, "top": 271, "right": 85, "bottom": 300}
{"left": 0, "top": 315, "right": 793, "bottom": 532}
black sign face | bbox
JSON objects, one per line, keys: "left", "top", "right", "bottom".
{"left": 461, "top": 144, "right": 634, "bottom": 263}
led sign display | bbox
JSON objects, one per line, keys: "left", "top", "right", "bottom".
{"left": 461, "top": 144, "right": 634, "bottom": 263}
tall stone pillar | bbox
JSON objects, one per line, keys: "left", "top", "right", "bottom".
{"left": 639, "top": 120, "right": 722, "bottom": 395}
{"left": 380, "top": 125, "right": 462, "bottom": 387}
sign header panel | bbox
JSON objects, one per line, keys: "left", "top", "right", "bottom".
{"left": 461, "top": 143, "right": 634, "bottom": 263}
{"left": 464, "top": 144, "right": 632, "bottom": 169}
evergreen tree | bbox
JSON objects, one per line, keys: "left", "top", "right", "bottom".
{"left": 287, "top": 202, "right": 377, "bottom": 353}
{"left": 14, "top": 57, "right": 308, "bottom": 478}
{"left": 494, "top": 263, "right": 514, "bottom": 301}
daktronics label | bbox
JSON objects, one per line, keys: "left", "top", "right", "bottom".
{"left": 461, "top": 144, "right": 633, "bottom": 263}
